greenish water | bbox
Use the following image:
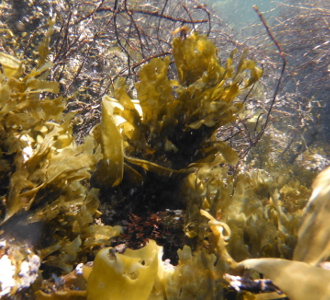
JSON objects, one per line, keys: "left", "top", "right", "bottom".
{"left": 206, "top": 0, "right": 280, "bottom": 30}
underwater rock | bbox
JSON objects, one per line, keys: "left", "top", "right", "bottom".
{"left": 0, "top": 239, "right": 40, "bottom": 297}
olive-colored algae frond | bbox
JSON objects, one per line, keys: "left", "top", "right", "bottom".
{"left": 237, "top": 168, "right": 330, "bottom": 300}
{"left": 0, "top": 21, "right": 121, "bottom": 297}
{"left": 198, "top": 167, "right": 330, "bottom": 300}
{"left": 92, "top": 33, "right": 262, "bottom": 190}
{"left": 185, "top": 164, "right": 309, "bottom": 261}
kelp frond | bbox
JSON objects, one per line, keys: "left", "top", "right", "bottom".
{"left": 92, "top": 33, "right": 262, "bottom": 188}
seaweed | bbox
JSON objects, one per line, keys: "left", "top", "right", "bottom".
{"left": 91, "top": 33, "right": 262, "bottom": 204}
{"left": 84, "top": 32, "right": 264, "bottom": 300}
{"left": 0, "top": 7, "right": 328, "bottom": 299}
{"left": 186, "top": 166, "right": 329, "bottom": 300}
{"left": 0, "top": 19, "right": 121, "bottom": 297}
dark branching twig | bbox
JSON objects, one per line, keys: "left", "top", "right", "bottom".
{"left": 132, "top": 51, "right": 172, "bottom": 71}
{"left": 252, "top": 5, "right": 287, "bottom": 144}
{"left": 96, "top": 6, "right": 209, "bottom": 24}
